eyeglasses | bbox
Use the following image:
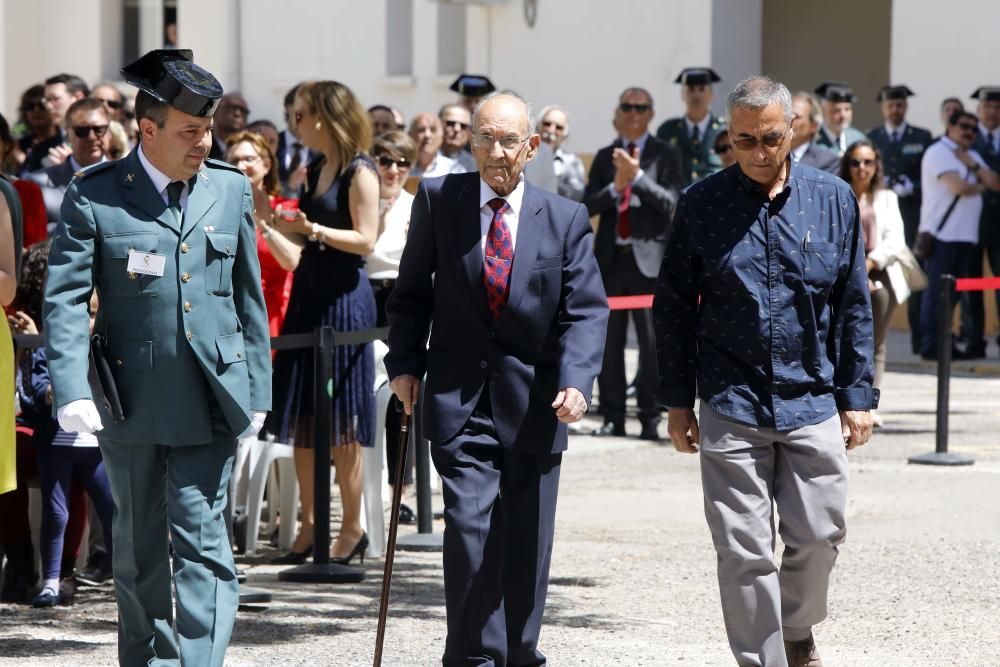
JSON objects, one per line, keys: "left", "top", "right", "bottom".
{"left": 730, "top": 128, "right": 790, "bottom": 150}
{"left": 848, "top": 158, "right": 875, "bottom": 168}
{"left": 71, "top": 125, "right": 110, "bottom": 138}
{"left": 230, "top": 153, "right": 262, "bottom": 166}
{"left": 471, "top": 133, "right": 529, "bottom": 150}
{"left": 95, "top": 98, "right": 122, "bottom": 110}
{"left": 618, "top": 103, "right": 651, "bottom": 114}
{"left": 541, "top": 120, "right": 566, "bottom": 131}
{"left": 443, "top": 120, "right": 470, "bottom": 130}
{"left": 956, "top": 122, "right": 978, "bottom": 132}
{"left": 715, "top": 144, "right": 732, "bottom": 155}
{"left": 20, "top": 101, "right": 46, "bottom": 112}
{"left": 377, "top": 155, "right": 412, "bottom": 169}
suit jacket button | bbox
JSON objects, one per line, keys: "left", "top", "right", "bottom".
{"left": 183, "top": 301, "right": 192, "bottom": 312}
{"left": 116, "top": 359, "right": 123, "bottom": 367}
{"left": 480, "top": 361, "right": 487, "bottom": 369}
{"left": 181, "top": 272, "right": 191, "bottom": 282}
{"left": 181, "top": 242, "right": 190, "bottom": 253}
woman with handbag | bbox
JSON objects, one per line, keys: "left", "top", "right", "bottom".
{"left": 841, "top": 140, "right": 917, "bottom": 426}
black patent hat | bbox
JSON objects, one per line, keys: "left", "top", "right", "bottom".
{"left": 972, "top": 87, "right": 1000, "bottom": 101}
{"left": 449, "top": 74, "right": 496, "bottom": 98}
{"left": 877, "top": 85, "right": 915, "bottom": 101}
{"left": 675, "top": 67, "right": 721, "bottom": 86}
{"left": 814, "top": 81, "right": 855, "bottom": 103}
{"left": 120, "top": 49, "right": 223, "bottom": 117}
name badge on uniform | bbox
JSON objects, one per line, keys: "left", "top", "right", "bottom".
{"left": 126, "top": 250, "right": 166, "bottom": 277}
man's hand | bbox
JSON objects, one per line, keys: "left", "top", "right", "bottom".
{"left": 287, "top": 165, "right": 308, "bottom": 193}
{"left": 551, "top": 387, "right": 587, "bottom": 424}
{"left": 840, "top": 410, "right": 872, "bottom": 450}
{"left": 57, "top": 399, "right": 104, "bottom": 434}
{"left": 612, "top": 144, "right": 641, "bottom": 191}
{"left": 667, "top": 408, "right": 699, "bottom": 454}
{"left": 47, "top": 143, "right": 72, "bottom": 166}
{"left": 390, "top": 374, "right": 421, "bottom": 416}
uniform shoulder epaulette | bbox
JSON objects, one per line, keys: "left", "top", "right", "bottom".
{"left": 204, "top": 157, "right": 243, "bottom": 174}
{"left": 74, "top": 159, "right": 117, "bottom": 180}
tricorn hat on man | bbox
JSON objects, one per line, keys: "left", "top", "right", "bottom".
{"left": 814, "top": 81, "right": 855, "bottom": 104}
{"left": 121, "top": 49, "right": 223, "bottom": 117}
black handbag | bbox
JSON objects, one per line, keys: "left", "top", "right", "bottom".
{"left": 88, "top": 334, "right": 126, "bottom": 423}
{"left": 912, "top": 194, "right": 961, "bottom": 261}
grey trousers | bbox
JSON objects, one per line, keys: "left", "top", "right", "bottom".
{"left": 698, "top": 405, "right": 848, "bottom": 667}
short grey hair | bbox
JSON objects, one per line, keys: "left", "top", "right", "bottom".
{"left": 472, "top": 90, "right": 535, "bottom": 135}
{"left": 726, "top": 76, "right": 793, "bottom": 124}
{"left": 537, "top": 104, "right": 570, "bottom": 134}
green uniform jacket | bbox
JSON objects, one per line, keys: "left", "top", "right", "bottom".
{"left": 814, "top": 125, "right": 867, "bottom": 156}
{"left": 655, "top": 115, "right": 724, "bottom": 187}
{"left": 43, "top": 150, "right": 271, "bottom": 445}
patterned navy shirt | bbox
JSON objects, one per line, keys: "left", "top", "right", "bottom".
{"left": 653, "top": 160, "right": 877, "bottom": 430}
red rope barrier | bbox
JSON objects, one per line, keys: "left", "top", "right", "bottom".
{"left": 607, "top": 294, "right": 654, "bottom": 310}
{"left": 954, "top": 277, "right": 1000, "bottom": 292}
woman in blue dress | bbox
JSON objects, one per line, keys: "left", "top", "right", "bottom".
{"left": 269, "top": 80, "right": 379, "bottom": 564}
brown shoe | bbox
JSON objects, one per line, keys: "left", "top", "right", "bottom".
{"left": 784, "top": 633, "right": 822, "bottom": 667}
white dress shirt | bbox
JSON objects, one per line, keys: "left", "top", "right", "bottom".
{"left": 791, "top": 141, "right": 810, "bottom": 163}
{"left": 281, "top": 129, "right": 310, "bottom": 171}
{"left": 980, "top": 124, "right": 1000, "bottom": 154}
{"left": 137, "top": 145, "right": 190, "bottom": 210}
{"left": 367, "top": 189, "right": 415, "bottom": 279}
{"left": 479, "top": 174, "right": 525, "bottom": 254}
{"left": 412, "top": 153, "right": 463, "bottom": 179}
{"left": 884, "top": 122, "right": 908, "bottom": 141}
{"left": 684, "top": 114, "right": 712, "bottom": 140}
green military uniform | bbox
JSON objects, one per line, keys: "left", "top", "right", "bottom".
{"left": 655, "top": 115, "right": 724, "bottom": 187}
{"left": 42, "top": 50, "right": 270, "bottom": 667}
{"left": 813, "top": 81, "right": 867, "bottom": 156}
{"left": 814, "top": 124, "right": 867, "bottom": 156}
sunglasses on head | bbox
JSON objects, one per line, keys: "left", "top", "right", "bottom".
{"left": 443, "top": 120, "right": 470, "bottom": 130}
{"left": 377, "top": 155, "right": 411, "bottom": 169}
{"left": 730, "top": 128, "right": 789, "bottom": 151}
{"left": 848, "top": 158, "right": 875, "bottom": 168}
{"left": 71, "top": 125, "right": 109, "bottom": 139}
{"left": 619, "top": 103, "right": 651, "bottom": 114}
{"left": 21, "top": 101, "right": 46, "bottom": 112}
{"left": 96, "top": 98, "right": 123, "bottom": 110}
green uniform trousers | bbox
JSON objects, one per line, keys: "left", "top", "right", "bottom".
{"left": 99, "top": 434, "right": 238, "bottom": 667}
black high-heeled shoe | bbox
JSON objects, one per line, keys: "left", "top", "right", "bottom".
{"left": 270, "top": 545, "right": 313, "bottom": 565}
{"left": 330, "top": 533, "right": 369, "bottom": 566}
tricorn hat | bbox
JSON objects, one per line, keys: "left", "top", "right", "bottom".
{"left": 877, "top": 85, "right": 915, "bottom": 102}
{"left": 449, "top": 74, "right": 496, "bottom": 98}
{"left": 814, "top": 81, "right": 855, "bottom": 103}
{"left": 675, "top": 67, "right": 721, "bottom": 87}
{"left": 972, "top": 87, "right": 1000, "bottom": 102}
{"left": 121, "top": 49, "right": 223, "bottom": 117}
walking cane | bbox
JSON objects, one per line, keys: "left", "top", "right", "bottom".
{"left": 373, "top": 401, "right": 411, "bottom": 667}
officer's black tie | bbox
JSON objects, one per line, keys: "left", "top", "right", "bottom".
{"left": 167, "top": 181, "right": 185, "bottom": 228}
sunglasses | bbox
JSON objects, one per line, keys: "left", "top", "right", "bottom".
{"left": 376, "top": 155, "right": 412, "bottom": 169}
{"left": 619, "top": 103, "right": 651, "bottom": 114}
{"left": 542, "top": 120, "right": 566, "bottom": 131}
{"left": 443, "top": 120, "right": 470, "bottom": 130}
{"left": 96, "top": 98, "right": 123, "bottom": 110}
{"left": 71, "top": 125, "right": 110, "bottom": 138}
{"left": 956, "top": 122, "right": 978, "bottom": 132}
{"left": 20, "top": 101, "right": 46, "bottom": 112}
{"left": 715, "top": 144, "right": 732, "bottom": 155}
{"left": 731, "top": 128, "right": 789, "bottom": 150}
{"left": 848, "top": 158, "right": 875, "bottom": 168}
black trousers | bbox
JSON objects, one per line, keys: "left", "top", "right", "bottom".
{"left": 960, "top": 235, "right": 1000, "bottom": 348}
{"left": 899, "top": 195, "right": 923, "bottom": 351}
{"left": 598, "top": 246, "right": 660, "bottom": 426}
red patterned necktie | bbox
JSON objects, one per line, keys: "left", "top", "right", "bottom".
{"left": 617, "top": 142, "right": 637, "bottom": 239}
{"left": 483, "top": 197, "right": 513, "bottom": 320}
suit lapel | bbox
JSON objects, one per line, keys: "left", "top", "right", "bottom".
{"left": 121, "top": 151, "right": 180, "bottom": 235}
{"left": 181, "top": 170, "right": 218, "bottom": 240}
{"left": 502, "top": 183, "right": 542, "bottom": 318}
{"left": 455, "top": 178, "right": 490, "bottom": 321}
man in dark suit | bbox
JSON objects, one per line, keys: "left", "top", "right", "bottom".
{"left": 208, "top": 92, "right": 249, "bottom": 160}
{"left": 790, "top": 92, "right": 840, "bottom": 173}
{"left": 868, "top": 85, "right": 933, "bottom": 353}
{"left": 277, "top": 84, "right": 313, "bottom": 196}
{"left": 585, "top": 87, "right": 682, "bottom": 441}
{"left": 656, "top": 67, "right": 725, "bottom": 186}
{"left": 27, "top": 97, "right": 111, "bottom": 227}
{"left": 386, "top": 91, "right": 607, "bottom": 666}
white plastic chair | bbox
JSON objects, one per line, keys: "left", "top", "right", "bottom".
{"left": 243, "top": 437, "right": 297, "bottom": 556}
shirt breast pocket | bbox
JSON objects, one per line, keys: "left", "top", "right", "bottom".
{"left": 801, "top": 240, "right": 840, "bottom": 290}
{"left": 101, "top": 231, "right": 159, "bottom": 298}
{"left": 205, "top": 231, "right": 237, "bottom": 296}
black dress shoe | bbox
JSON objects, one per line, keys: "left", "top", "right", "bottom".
{"left": 638, "top": 424, "right": 662, "bottom": 442}
{"left": 398, "top": 503, "right": 416, "bottom": 525}
{"left": 590, "top": 421, "right": 625, "bottom": 437}
{"left": 270, "top": 545, "right": 312, "bottom": 565}
{"left": 955, "top": 343, "right": 986, "bottom": 360}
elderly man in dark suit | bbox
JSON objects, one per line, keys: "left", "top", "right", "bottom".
{"left": 790, "top": 92, "right": 840, "bottom": 173}
{"left": 585, "top": 86, "right": 683, "bottom": 441}
{"left": 386, "top": 91, "right": 608, "bottom": 667}
{"left": 27, "top": 97, "right": 111, "bottom": 228}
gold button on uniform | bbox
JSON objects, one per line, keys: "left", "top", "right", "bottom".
{"left": 181, "top": 242, "right": 190, "bottom": 253}
{"left": 236, "top": 351, "right": 242, "bottom": 359}
{"left": 183, "top": 302, "right": 192, "bottom": 312}
{"left": 128, "top": 272, "right": 137, "bottom": 280}
{"left": 181, "top": 272, "right": 191, "bottom": 282}
{"left": 186, "top": 331, "right": 193, "bottom": 341}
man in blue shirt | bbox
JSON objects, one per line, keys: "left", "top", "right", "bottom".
{"left": 653, "top": 76, "right": 877, "bottom": 667}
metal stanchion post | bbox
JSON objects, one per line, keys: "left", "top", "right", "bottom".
{"left": 909, "top": 275, "right": 974, "bottom": 466}
{"left": 280, "top": 326, "right": 366, "bottom": 582}
{"left": 396, "top": 384, "right": 443, "bottom": 552}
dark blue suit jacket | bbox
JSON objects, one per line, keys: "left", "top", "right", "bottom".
{"left": 386, "top": 172, "right": 608, "bottom": 454}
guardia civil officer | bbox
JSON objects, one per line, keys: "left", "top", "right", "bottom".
{"left": 43, "top": 49, "right": 271, "bottom": 666}
{"left": 655, "top": 67, "right": 725, "bottom": 186}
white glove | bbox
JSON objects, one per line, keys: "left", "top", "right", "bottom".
{"left": 240, "top": 411, "right": 267, "bottom": 439}
{"left": 890, "top": 174, "right": 915, "bottom": 198}
{"left": 57, "top": 399, "right": 104, "bottom": 434}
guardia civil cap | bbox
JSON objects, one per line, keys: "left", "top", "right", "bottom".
{"left": 814, "top": 81, "right": 855, "bottom": 103}
{"left": 877, "top": 85, "right": 915, "bottom": 101}
{"left": 449, "top": 74, "right": 496, "bottom": 98}
{"left": 121, "top": 49, "right": 223, "bottom": 117}
{"left": 675, "top": 67, "right": 721, "bottom": 86}
{"left": 971, "top": 87, "right": 1000, "bottom": 101}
